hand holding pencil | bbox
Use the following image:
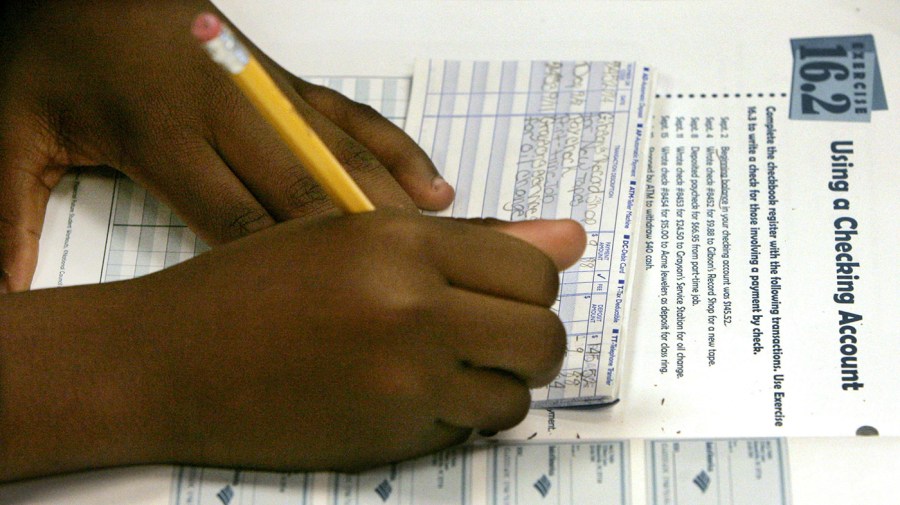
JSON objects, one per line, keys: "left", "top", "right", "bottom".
{"left": 0, "top": 1, "right": 452, "bottom": 293}
{"left": 192, "top": 12, "right": 375, "bottom": 214}
{"left": 0, "top": 2, "right": 589, "bottom": 480}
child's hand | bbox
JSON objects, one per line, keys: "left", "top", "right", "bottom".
{"left": 0, "top": 211, "right": 585, "bottom": 478}
{"left": 0, "top": 1, "right": 453, "bottom": 293}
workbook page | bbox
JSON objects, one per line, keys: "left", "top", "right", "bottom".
{"left": 503, "top": 35, "right": 899, "bottom": 441}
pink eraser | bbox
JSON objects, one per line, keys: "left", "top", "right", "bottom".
{"left": 191, "top": 12, "right": 222, "bottom": 43}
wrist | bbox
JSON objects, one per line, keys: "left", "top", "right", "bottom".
{"left": 0, "top": 279, "right": 177, "bottom": 480}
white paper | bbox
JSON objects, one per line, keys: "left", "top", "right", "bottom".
{"left": 645, "top": 438, "right": 791, "bottom": 505}
{"left": 165, "top": 441, "right": 632, "bottom": 505}
{"left": 504, "top": 40, "right": 900, "bottom": 442}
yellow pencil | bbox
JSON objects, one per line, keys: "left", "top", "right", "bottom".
{"left": 192, "top": 12, "right": 375, "bottom": 214}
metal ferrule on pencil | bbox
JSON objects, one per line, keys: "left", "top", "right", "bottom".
{"left": 201, "top": 25, "right": 249, "bottom": 74}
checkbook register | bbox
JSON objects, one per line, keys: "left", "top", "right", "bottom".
{"left": 406, "top": 60, "right": 653, "bottom": 408}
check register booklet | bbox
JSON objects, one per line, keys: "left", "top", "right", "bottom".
{"left": 405, "top": 60, "right": 654, "bottom": 408}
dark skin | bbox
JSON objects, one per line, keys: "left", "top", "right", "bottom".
{"left": 0, "top": 0, "right": 455, "bottom": 292}
{"left": 0, "top": 1, "right": 587, "bottom": 481}
{"left": 0, "top": 211, "right": 585, "bottom": 480}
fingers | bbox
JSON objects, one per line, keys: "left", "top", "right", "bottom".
{"left": 206, "top": 96, "right": 333, "bottom": 220}
{"left": 209, "top": 46, "right": 440, "bottom": 219}
{"left": 250, "top": 50, "right": 454, "bottom": 212}
{"left": 0, "top": 117, "right": 63, "bottom": 293}
{"left": 483, "top": 218, "right": 587, "bottom": 271}
{"left": 428, "top": 218, "right": 562, "bottom": 306}
{"left": 292, "top": 79, "right": 455, "bottom": 211}
{"left": 421, "top": 216, "right": 577, "bottom": 431}
{"left": 0, "top": 167, "right": 50, "bottom": 293}
{"left": 429, "top": 217, "right": 586, "bottom": 305}
{"left": 125, "top": 141, "right": 275, "bottom": 246}
{"left": 437, "top": 366, "right": 533, "bottom": 432}
{"left": 439, "top": 288, "right": 567, "bottom": 388}
{"left": 432, "top": 296, "right": 559, "bottom": 433}
{"left": 210, "top": 75, "right": 424, "bottom": 219}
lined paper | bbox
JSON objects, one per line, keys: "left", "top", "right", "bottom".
{"left": 405, "top": 60, "right": 654, "bottom": 406}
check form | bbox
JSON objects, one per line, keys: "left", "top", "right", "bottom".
{"left": 170, "top": 440, "right": 633, "bottom": 505}
{"left": 166, "top": 437, "right": 796, "bottom": 505}
{"left": 405, "top": 60, "right": 654, "bottom": 407}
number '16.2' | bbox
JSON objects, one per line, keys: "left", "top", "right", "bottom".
{"left": 797, "top": 44, "right": 851, "bottom": 115}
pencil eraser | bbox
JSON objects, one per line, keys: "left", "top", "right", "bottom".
{"left": 191, "top": 12, "right": 222, "bottom": 43}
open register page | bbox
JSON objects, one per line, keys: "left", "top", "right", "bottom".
{"left": 404, "top": 60, "right": 655, "bottom": 407}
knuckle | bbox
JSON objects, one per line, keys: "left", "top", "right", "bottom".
{"left": 390, "top": 143, "right": 430, "bottom": 175}
{"left": 370, "top": 211, "right": 430, "bottom": 250}
{"left": 0, "top": 214, "right": 40, "bottom": 244}
{"left": 218, "top": 206, "right": 272, "bottom": 242}
{"left": 334, "top": 136, "right": 381, "bottom": 176}
{"left": 283, "top": 168, "right": 331, "bottom": 216}
{"left": 371, "top": 283, "right": 438, "bottom": 338}
{"left": 377, "top": 284, "right": 432, "bottom": 328}
{"left": 357, "top": 217, "right": 435, "bottom": 320}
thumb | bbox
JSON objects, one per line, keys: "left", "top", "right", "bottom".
{"left": 0, "top": 130, "right": 62, "bottom": 293}
{"left": 0, "top": 170, "right": 52, "bottom": 294}
{"left": 475, "top": 218, "right": 587, "bottom": 271}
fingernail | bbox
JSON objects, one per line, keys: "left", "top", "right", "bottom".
{"left": 432, "top": 176, "right": 452, "bottom": 192}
